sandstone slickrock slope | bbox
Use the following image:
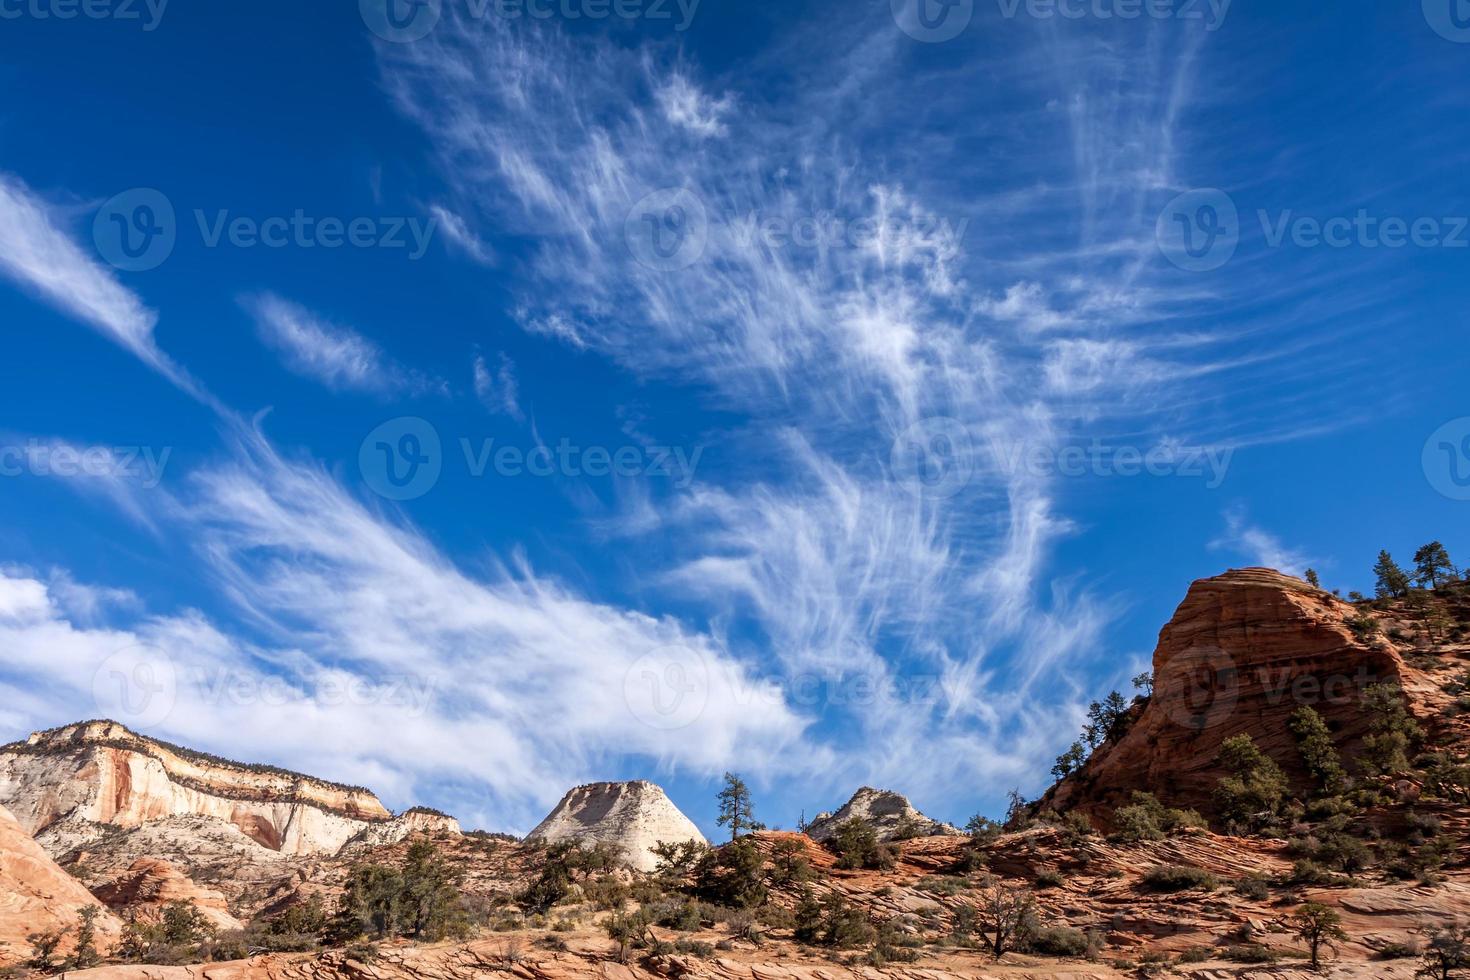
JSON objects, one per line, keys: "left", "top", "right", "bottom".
{"left": 0, "top": 802, "right": 120, "bottom": 964}
{"left": 1048, "top": 568, "right": 1411, "bottom": 819}
{"left": 526, "top": 780, "right": 706, "bottom": 871}
{"left": 806, "top": 787, "right": 959, "bottom": 841}
{"left": 0, "top": 721, "right": 395, "bottom": 856}
{"left": 92, "top": 857, "right": 244, "bottom": 931}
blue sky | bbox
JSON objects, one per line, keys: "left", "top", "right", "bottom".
{"left": 0, "top": 0, "right": 1467, "bottom": 838}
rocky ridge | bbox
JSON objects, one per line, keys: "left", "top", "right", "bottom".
{"left": 0, "top": 721, "right": 396, "bottom": 856}
{"left": 806, "top": 787, "right": 960, "bottom": 842}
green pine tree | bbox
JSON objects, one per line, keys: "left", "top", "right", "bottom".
{"left": 1373, "top": 550, "right": 1411, "bottom": 599}
{"left": 1414, "top": 541, "right": 1455, "bottom": 589}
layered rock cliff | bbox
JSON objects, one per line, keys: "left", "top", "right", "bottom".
{"left": 0, "top": 721, "right": 393, "bottom": 856}
{"left": 805, "top": 787, "right": 959, "bottom": 842}
{"left": 526, "top": 780, "right": 706, "bottom": 872}
{"left": 1048, "top": 568, "right": 1411, "bottom": 819}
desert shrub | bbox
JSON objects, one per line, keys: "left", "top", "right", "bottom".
{"left": 1232, "top": 874, "right": 1271, "bottom": 900}
{"left": 1026, "top": 924, "right": 1088, "bottom": 957}
{"left": 650, "top": 839, "right": 710, "bottom": 881}
{"left": 1034, "top": 868, "right": 1064, "bottom": 889}
{"left": 1418, "top": 925, "right": 1470, "bottom": 979}
{"left": 330, "top": 841, "right": 471, "bottom": 942}
{"left": 1375, "top": 940, "right": 1419, "bottom": 959}
{"left": 674, "top": 938, "right": 716, "bottom": 958}
{"left": 917, "top": 875, "right": 966, "bottom": 896}
{"left": 1058, "top": 809, "right": 1095, "bottom": 842}
{"left": 1109, "top": 792, "right": 1205, "bottom": 842}
{"left": 891, "top": 813, "right": 927, "bottom": 841}
{"left": 1223, "top": 943, "right": 1277, "bottom": 963}
{"left": 768, "top": 838, "right": 815, "bottom": 885}
{"left": 1141, "top": 864, "right": 1217, "bottom": 893}
{"left": 818, "top": 893, "right": 875, "bottom": 948}
{"left": 650, "top": 898, "right": 703, "bottom": 931}
{"left": 694, "top": 837, "right": 768, "bottom": 909}
{"left": 603, "top": 907, "right": 656, "bottom": 963}
{"left": 827, "top": 818, "right": 896, "bottom": 871}
{"left": 1290, "top": 859, "right": 1341, "bottom": 885}
{"left": 1177, "top": 945, "right": 1212, "bottom": 963}
{"left": 117, "top": 901, "right": 216, "bottom": 964}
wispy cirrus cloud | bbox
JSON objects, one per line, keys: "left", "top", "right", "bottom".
{"left": 0, "top": 425, "right": 814, "bottom": 831}
{"left": 244, "top": 293, "right": 444, "bottom": 398}
{"left": 0, "top": 174, "right": 209, "bottom": 404}
{"left": 1210, "top": 509, "right": 1313, "bottom": 577}
{"left": 473, "top": 352, "right": 524, "bottom": 421}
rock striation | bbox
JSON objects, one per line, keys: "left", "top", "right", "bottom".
{"left": 1048, "top": 568, "right": 1409, "bottom": 820}
{"left": 526, "top": 780, "right": 705, "bottom": 872}
{"left": 0, "top": 721, "right": 395, "bottom": 856}
{"left": 805, "top": 787, "right": 959, "bottom": 842}
{"left": 92, "top": 858, "right": 243, "bottom": 932}
{"left": 0, "top": 802, "right": 120, "bottom": 966}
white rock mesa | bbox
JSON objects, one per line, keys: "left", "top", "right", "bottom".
{"left": 526, "top": 780, "right": 706, "bottom": 872}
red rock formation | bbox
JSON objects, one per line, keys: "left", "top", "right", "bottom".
{"left": 1049, "top": 568, "right": 1407, "bottom": 819}
{"left": 0, "top": 802, "right": 120, "bottom": 967}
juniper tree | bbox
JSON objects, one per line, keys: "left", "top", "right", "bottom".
{"left": 1305, "top": 568, "right": 1321, "bottom": 589}
{"left": 1289, "top": 902, "right": 1346, "bottom": 968}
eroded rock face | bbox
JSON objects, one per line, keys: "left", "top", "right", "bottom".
{"left": 93, "top": 858, "right": 243, "bottom": 932}
{"left": 0, "top": 802, "right": 120, "bottom": 966}
{"left": 342, "top": 808, "right": 463, "bottom": 851}
{"left": 1049, "top": 568, "right": 1408, "bottom": 819}
{"left": 0, "top": 721, "right": 394, "bottom": 856}
{"left": 805, "top": 788, "right": 959, "bottom": 842}
{"left": 526, "top": 781, "right": 705, "bottom": 872}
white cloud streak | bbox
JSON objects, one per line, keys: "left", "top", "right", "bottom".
{"left": 244, "top": 293, "right": 443, "bottom": 397}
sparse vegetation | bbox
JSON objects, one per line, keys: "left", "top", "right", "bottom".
{"left": 1141, "top": 864, "right": 1218, "bottom": 892}
{"left": 1108, "top": 791, "right": 1205, "bottom": 842}
{"left": 330, "top": 840, "right": 471, "bottom": 942}
{"left": 827, "top": 817, "right": 895, "bottom": 871}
